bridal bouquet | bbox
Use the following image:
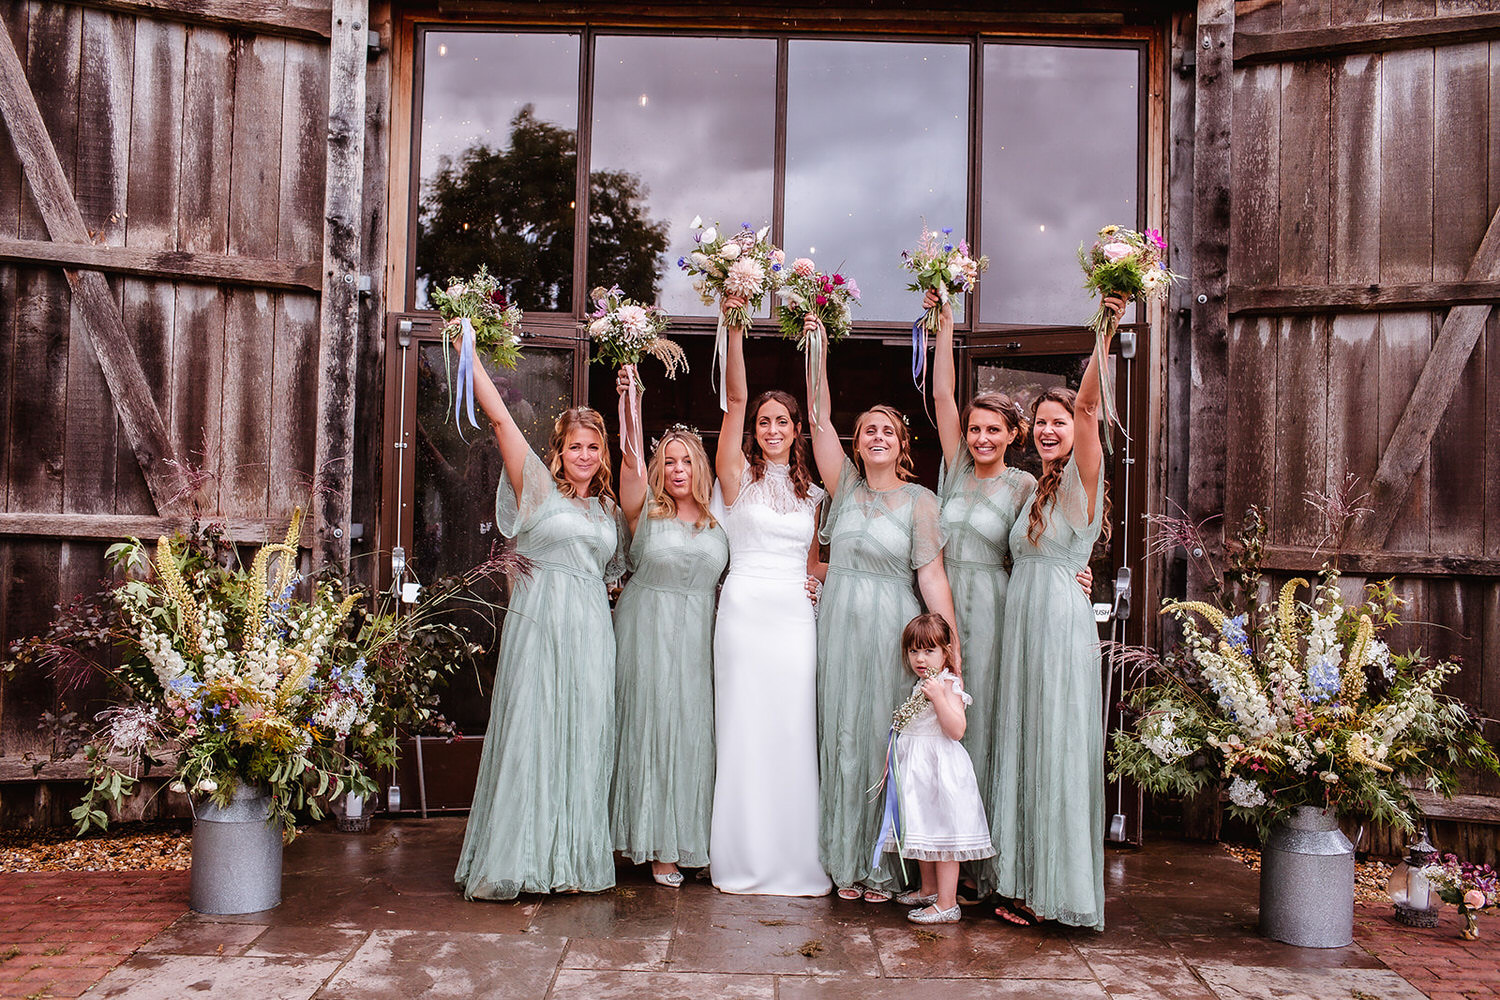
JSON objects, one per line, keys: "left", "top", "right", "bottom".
{"left": 1420, "top": 855, "right": 1499, "bottom": 938}
{"left": 586, "top": 285, "right": 686, "bottom": 377}
{"left": 775, "top": 258, "right": 859, "bottom": 346}
{"left": 1078, "top": 226, "right": 1179, "bottom": 449}
{"left": 430, "top": 265, "right": 525, "bottom": 437}
{"left": 679, "top": 219, "right": 783, "bottom": 411}
{"left": 901, "top": 225, "right": 988, "bottom": 332}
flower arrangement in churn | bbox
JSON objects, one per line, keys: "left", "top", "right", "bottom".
{"left": 1077, "top": 225, "right": 1179, "bottom": 450}
{"left": 587, "top": 285, "right": 686, "bottom": 472}
{"left": 430, "top": 265, "right": 525, "bottom": 437}
{"left": 775, "top": 257, "right": 860, "bottom": 425}
{"left": 1109, "top": 570, "right": 1498, "bottom": 839}
{"left": 901, "top": 225, "right": 987, "bottom": 395}
{"left": 1420, "top": 855, "right": 1499, "bottom": 939}
{"left": 677, "top": 218, "right": 783, "bottom": 410}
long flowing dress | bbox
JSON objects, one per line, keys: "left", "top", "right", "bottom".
{"left": 610, "top": 513, "right": 729, "bottom": 868}
{"left": 709, "top": 463, "right": 831, "bottom": 896}
{"left": 937, "top": 451, "right": 1035, "bottom": 892}
{"left": 817, "top": 458, "right": 946, "bottom": 893}
{"left": 455, "top": 447, "right": 625, "bottom": 900}
{"left": 989, "top": 455, "right": 1106, "bottom": 930}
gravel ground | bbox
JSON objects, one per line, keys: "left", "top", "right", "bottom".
{"left": 1223, "top": 842, "right": 1394, "bottom": 904}
{"left": 0, "top": 822, "right": 190, "bottom": 873}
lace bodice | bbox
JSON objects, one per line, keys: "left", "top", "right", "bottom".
{"left": 902, "top": 669, "right": 972, "bottom": 739}
{"left": 713, "top": 463, "right": 825, "bottom": 580}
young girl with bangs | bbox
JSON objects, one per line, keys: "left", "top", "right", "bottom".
{"left": 609, "top": 365, "right": 729, "bottom": 888}
{"left": 987, "top": 296, "right": 1124, "bottom": 932}
{"left": 454, "top": 349, "right": 627, "bottom": 901}
{"left": 803, "top": 312, "right": 959, "bottom": 903}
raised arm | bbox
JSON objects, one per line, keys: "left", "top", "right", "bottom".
{"left": 927, "top": 290, "right": 962, "bottom": 464}
{"left": 916, "top": 553, "right": 961, "bottom": 675}
{"left": 804, "top": 313, "right": 846, "bottom": 494}
{"left": 1072, "top": 294, "right": 1127, "bottom": 517}
{"left": 716, "top": 295, "right": 750, "bottom": 503}
{"left": 616, "top": 364, "right": 648, "bottom": 532}
{"left": 463, "top": 341, "right": 530, "bottom": 499}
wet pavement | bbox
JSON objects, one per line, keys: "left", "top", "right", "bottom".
{"left": 12, "top": 818, "right": 1484, "bottom": 1000}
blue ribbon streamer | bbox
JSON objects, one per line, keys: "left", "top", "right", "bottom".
{"left": 910, "top": 318, "right": 926, "bottom": 388}
{"left": 454, "top": 317, "right": 479, "bottom": 441}
{"left": 869, "top": 728, "right": 908, "bottom": 880}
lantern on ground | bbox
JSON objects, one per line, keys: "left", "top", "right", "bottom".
{"left": 1389, "top": 826, "right": 1439, "bottom": 927}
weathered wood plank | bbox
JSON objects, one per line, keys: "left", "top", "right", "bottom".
{"left": 0, "top": 235, "right": 322, "bottom": 289}
{"left": 1229, "top": 63, "right": 1279, "bottom": 286}
{"left": 1326, "top": 314, "right": 1380, "bottom": 523}
{"left": 1272, "top": 316, "right": 1329, "bottom": 547}
{"left": 1329, "top": 50, "right": 1380, "bottom": 282}
{"left": 19, "top": 1, "right": 81, "bottom": 244}
{"left": 1380, "top": 48, "right": 1435, "bottom": 285}
{"left": 167, "top": 284, "right": 226, "bottom": 514}
{"left": 115, "top": 278, "right": 174, "bottom": 512}
{"left": 177, "top": 25, "right": 233, "bottom": 255}
{"left": 311, "top": 0, "right": 368, "bottom": 571}
{"left": 0, "top": 265, "right": 14, "bottom": 505}
{"left": 63, "top": 290, "right": 119, "bottom": 514}
{"left": 41, "top": 0, "right": 332, "bottom": 40}
{"left": 1489, "top": 307, "right": 1500, "bottom": 561}
{"left": 7, "top": 269, "right": 68, "bottom": 515}
{"left": 1229, "top": 279, "right": 1500, "bottom": 313}
{"left": 0, "top": 1, "right": 25, "bottom": 241}
{"left": 220, "top": 288, "right": 275, "bottom": 515}
{"left": 0, "top": 511, "right": 314, "bottom": 543}
{"left": 271, "top": 292, "right": 319, "bottom": 514}
{"left": 124, "top": 17, "right": 184, "bottom": 252}
{"left": 1410, "top": 790, "right": 1500, "bottom": 823}
{"left": 1253, "top": 549, "right": 1500, "bottom": 578}
{"left": 277, "top": 36, "right": 327, "bottom": 264}
{"left": 1224, "top": 316, "right": 1277, "bottom": 537}
{"left": 1236, "top": 10, "right": 1500, "bottom": 64}
{"left": 1370, "top": 313, "right": 1435, "bottom": 552}
{"left": 0, "top": 542, "right": 60, "bottom": 757}
{"left": 1277, "top": 58, "right": 1330, "bottom": 286}
{"left": 227, "top": 33, "right": 283, "bottom": 261}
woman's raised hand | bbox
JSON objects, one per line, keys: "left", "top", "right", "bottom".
{"left": 1101, "top": 294, "right": 1128, "bottom": 323}
{"left": 616, "top": 364, "right": 640, "bottom": 397}
{"left": 722, "top": 294, "right": 748, "bottom": 315}
{"left": 922, "top": 289, "right": 953, "bottom": 322}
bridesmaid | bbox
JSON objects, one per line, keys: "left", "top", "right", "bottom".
{"left": 454, "top": 349, "right": 625, "bottom": 900}
{"left": 926, "top": 289, "right": 1089, "bottom": 901}
{"left": 988, "top": 297, "right": 1123, "bottom": 931}
{"left": 804, "top": 312, "right": 959, "bottom": 903}
{"left": 609, "top": 364, "right": 729, "bottom": 888}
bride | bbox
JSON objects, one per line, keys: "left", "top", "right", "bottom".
{"left": 708, "top": 295, "right": 832, "bottom": 896}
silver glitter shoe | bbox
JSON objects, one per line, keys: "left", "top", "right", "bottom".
{"left": 894, "top": 890, "right": 937, "bottom": 906}
{"left": 907, "top": 904, "right": 962, "bottom": 924}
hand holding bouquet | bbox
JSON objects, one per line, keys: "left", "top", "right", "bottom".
{"left": 775, "top": 258, "right": 859, "bottom": 346}
{"left": 588, "top": 286, "right": 684, "bottom": 474}
{"left": 902, "top": 226, "right": 987, "bottom": 333}
{"left": 678, "top": 218, "right": 783, "bottom": 330}
{"left": 430, "top": 266, "right": 524, "bottom": 437}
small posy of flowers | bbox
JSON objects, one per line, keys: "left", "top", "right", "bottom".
{"left": 429, "top": 264, "right": 525, "bottom": 369}
{"left": 1420, "top": 855, "right": 1499, "bottom": 915}
{"left": 678, "top": 218, "right": 783, "bottom": 330}
{"left": 586, "top": 285, "right": 686, "bottom": 379}
{"left": 775, "top": 259, "right": 860, "bottom": 346}
{"left": 1078, "top": 225, "right": 1180, "bottom": 335}
{"left": 901, "top": 225, "right": 988, "bottom": 332}
{"left": 1108, "top": 549, "right": 1498, "bottom": 836}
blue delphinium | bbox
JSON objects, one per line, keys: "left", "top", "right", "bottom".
{"left": 1221, "top": 613, "right": 1251, "bottom": 655}
{"left": 1307, "top": 655, "right": 1341, "bottom": 702}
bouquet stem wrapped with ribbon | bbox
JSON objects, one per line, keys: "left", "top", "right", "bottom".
{"left": 775, "top": 258, "right": 859, "bottom": 426}
{"left": 1078, "top": 225, "right": 1179, "bottom": 451}
{"left": 677, "top": 219, "right": 783, "bottom": 411}
{"left": 587, "top": 285, "right": 685, "bottom": 474}
{"left": 901, "top": 226, "right": 987, "bottom": 398}
{"left": 429, "top": 266, "right": 524, "bottom": 440}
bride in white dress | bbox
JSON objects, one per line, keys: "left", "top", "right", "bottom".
{"left": 709, "top": 295, "right": 832, "bottom": 897}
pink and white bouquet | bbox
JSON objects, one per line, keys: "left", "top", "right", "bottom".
{"left": 678, "top": 218, "right": 784, "bottom": 330}
{"left": 430, "top": 265, "right": 525, "bottom": 437}
{"left": 901, "top": 225, "right": 988, "bottom": 333}
{"left": 775, "top": 258, "right": 859, "bottom": 346}
{"left": 1420, "top": 854, "right": 1499, "bottom": 938}
{"left": 586, "top": 285, "right": 686, "bottom": 378}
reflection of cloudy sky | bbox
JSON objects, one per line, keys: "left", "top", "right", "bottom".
{"left": 980, "top": 44, "right": 1140, "bottom": 325}
{"left": 419, "top": 32, "right": 580, "bottom": 182}
{"left": 591, "top": 36, "right": 777, "bottom": 314}
{"left": 784, "top": 41, "right": 970, "bottom": 323}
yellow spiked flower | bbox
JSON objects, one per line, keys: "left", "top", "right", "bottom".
{"left": 275, "top": 649, "right": 316, "bottom": 710}
{"left": 154, "top": 536, "right": 202, "bottom": 654}
{"left": 1278, "top": 578, "right": 1306, "bottom": 652}
{"left": 1342, "top": 614, "right": 1373, "bottom": 707}
{"left": 1161, "top": 600, "right": 1227, "bottom": 631}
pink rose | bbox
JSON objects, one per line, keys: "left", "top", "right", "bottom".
{"left": 815, "top": 294, "right": 828, "bottom": 306}
{"left": 771, "top": 249, "right": 786, "bottom": 265}
{"left": 1102, "top": 242, "right": 1136, "bottom": 263}
{"left": 1464, "top": 889, "right": 1487, "bottom": 909}
{"left": 792, "top": 258, "right": 816, "bottom": 277}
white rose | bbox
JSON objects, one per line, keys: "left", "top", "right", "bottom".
{"left": 701, "top": 226, "right": 717, "bottom": 244}
{"left": 589, "top": 318, "right": 609, "bottom": 337}
{"left": 720, "top": 243, "right": 741, "bottom": 260}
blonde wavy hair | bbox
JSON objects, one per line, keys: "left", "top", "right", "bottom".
{"left": 547, "top": 407, "right": 615, "bottom": 502}
{"left": 852, "top": 404, "right": 916, "bottom": 482}
{"left": 647, "top": 427, "right": 717, "bottom": 529}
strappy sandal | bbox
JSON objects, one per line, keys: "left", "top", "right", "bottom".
{"left": 862, "top": 888, "right": 893, "bottom": 904}
{"left": 994, "top": 899, "right": 1039, "bottom": 927}
{"left": 652, "top": 871, "right": 684, "bottom": 888}
{"left": 837, "top": 887, "right": 863, "bottom": 901}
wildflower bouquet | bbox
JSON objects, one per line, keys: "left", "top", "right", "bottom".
{"left": 678, "top": 218, "right": 783, "bottom": 411}
{"left": 775, "top": 258, "right": 860, "bottom": 426}
{"left": 1077, "top": 225, "right": 1180, "bottom": 450}
{"left": 430, "top": 265, "right": 524, "bottom": 436}
{"left": 1420, "top": 854, "right": 1498, "bottom": 937}
{"left": 901, "top": 225, "right": 987, "bottom": 332}
{"left": 587, "top": 285, "right": 686, "bottom": 473}
{"left": 1109, "top": 571, "right": 1498, "bottom": 837}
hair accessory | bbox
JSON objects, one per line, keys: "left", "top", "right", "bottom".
{"left": 649, "top": 422, "right": 704, "bottom": 453}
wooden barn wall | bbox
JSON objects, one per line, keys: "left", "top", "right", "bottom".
{"left": 0, "top": 0, "right": 398, "bottom": 826}
{"left": 1221, "top": 0, "right": 1500, "bottom": 820}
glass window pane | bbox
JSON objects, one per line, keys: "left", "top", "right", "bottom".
{"left": 589, "top": 36, "right": 777, "bottom": 314}
{"left": 784, "top": 41, "right": 970, "bottom": 323}
{"left": 979, "top": 44, "right": 1140, "bottom": 325}
{"left": 415, "top": 32, "right": 580, "bottom": 312}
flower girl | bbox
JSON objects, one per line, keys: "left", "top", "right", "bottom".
{"left": 877, "top": 613, "right": 994, "bottom": 924}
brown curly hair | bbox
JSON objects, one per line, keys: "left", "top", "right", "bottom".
{"left": 547, "top": 407, "right": 615, "bottom": 503}
{"left": 744, "top": 390, "right": 816, "bottom": 499}
{"left": 1025, "top": 387, "right": 1111, "bottom": 546}
{"left": 852, "top": 404, "right": 915, "bottom": 482}
{"left": 962, "top": 391, "right": 1028, "bottom": 452}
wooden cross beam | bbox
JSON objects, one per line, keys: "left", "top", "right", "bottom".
{"left": 0, "top": 23, "right": 187, "bottom": 514}
{"left": 1347, "top": 204, "right": 1500, "bottom": 549}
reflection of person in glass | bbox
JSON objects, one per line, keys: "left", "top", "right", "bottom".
{"left": 804, "top": 313, "right": 959, "bottom": 903}
{"left": 609, "top": 365, "right": 729, "bottom": 889}
{"left": 927, "top": 289, "right": 1094, "bottom": 906}
{"left": 708, "top": 295, "right": 831, "bottom": 897}
{"left": 452, "top": 343, "right": 626, "bottom": 900}
{"left": 988, "top": 296, "right": 1122, "bottom": 932}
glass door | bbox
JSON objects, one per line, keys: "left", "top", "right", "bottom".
{"left": 965, "top": 324, "right": 1148, "bottom": 844}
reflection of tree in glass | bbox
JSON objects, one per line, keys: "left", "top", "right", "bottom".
{"left": 418, "top": 105, "right": 669, "bottom": 310}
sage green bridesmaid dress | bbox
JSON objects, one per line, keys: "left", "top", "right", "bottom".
{"left": 938, "top": 451, "right": 1036, "bottom": 893}
{"left": 610, "top": 512, "right": 729, "bottom": 868}
{"left": 990, "top": 455, "right": 1107, "bottom": 930}
{"left": 816, "top": 458, "right": 946, "bottom": 894}
{"left": 455, "top": 447, "right": 625, "bottom": 900}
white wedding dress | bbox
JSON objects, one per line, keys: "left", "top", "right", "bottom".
{"left": 709, "top": 463, "right": 832, "bottom": 896}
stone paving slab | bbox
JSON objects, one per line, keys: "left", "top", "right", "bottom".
{"left": 87, "top": 955, "right": 341, "bottom": 1000}
{"left": 1194, "top": 963, "right": 1429, "bottom": 1000}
